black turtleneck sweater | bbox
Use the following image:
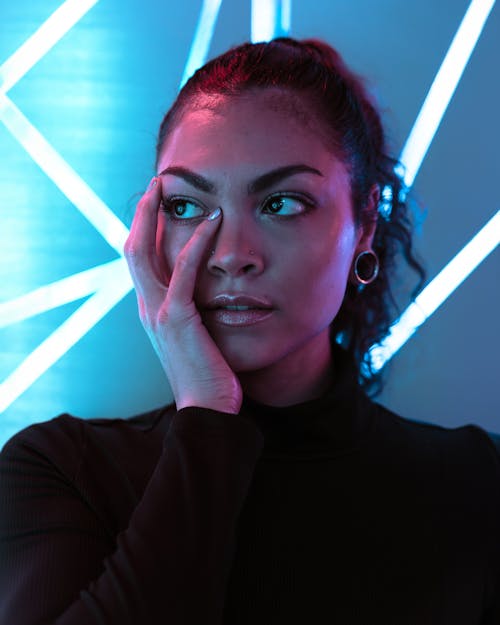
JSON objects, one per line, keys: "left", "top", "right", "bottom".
{"left": 1, "top": 350, "right": 499, "bottom": 625}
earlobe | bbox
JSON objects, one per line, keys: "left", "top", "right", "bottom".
{"left": 352, "top": 250, "right": 379, "bottom": 285}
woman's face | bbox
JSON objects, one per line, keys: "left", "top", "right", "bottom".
{"left": 156, "top": 89, "right": 375, "bottom": 374}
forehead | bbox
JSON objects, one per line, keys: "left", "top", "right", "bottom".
{"left": 189, "top": 88, "right": 320, "bottom": 127}
{"left": 158, "top": 88, "right": 337, "bottom": 170}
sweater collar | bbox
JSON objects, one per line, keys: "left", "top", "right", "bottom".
{"left": 240, "top": 346, "right": 374, "bottom": 455}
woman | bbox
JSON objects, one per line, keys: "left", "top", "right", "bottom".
{"left": 1, "top": 38, "right": 499, "bottom": 625}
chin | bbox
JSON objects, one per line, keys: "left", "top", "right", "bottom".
{"left": 220, "top": 346, "right": 275, "bottom": 373}
{"left": 213, "top": 335, "right": 281, "bottom": 374}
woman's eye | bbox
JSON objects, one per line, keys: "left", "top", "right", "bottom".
{"left": 162, "top": 198, "right": 206, "bottom": 220}
{"left": 262, "top": 195, "right": 309, "bottom": 216}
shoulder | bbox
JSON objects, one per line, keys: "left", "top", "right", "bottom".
{"left": 1, "top": 414, "right": 88, "bottom": 482}
{"left": 376, "top": 402, "right": 499, "bottom": 454}
{"left": 486, "top": 430, "right": 500, "bottom": 458}
{"left": 0, "top": 405, "right": 176, "bottom": 478}
{"left": 371, "top": 402, "right": 500, "bottom": 494}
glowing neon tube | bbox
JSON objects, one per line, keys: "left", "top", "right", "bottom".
{"left": 0, "top": 259, "right": 127, "bottom": 329}
{"left": 0, "top": 261, "right": 133, "bottom": 413}
{"left": 0, "top": 0, "right": 100, "bottom": 94}
{"left": 251, "top": 0, "right": 292, "bottom": 42}
{"left": 179, "top": 0, "right": 224, "bottom": 89}
{"left": 399, "top": 0, "right": 495, "bottom": 188}
{"left": 0, "top": 93, "right": 130, "bottom": 256}
{"left": 370, "top": 210, "right": 500, "bottom": 371}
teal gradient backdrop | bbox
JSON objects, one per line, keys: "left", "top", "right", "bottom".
{"left": 1, "top": 0, "right": 499, "bottom": 448}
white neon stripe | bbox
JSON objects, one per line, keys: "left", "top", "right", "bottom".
{"left": 415, "top": 211, "right": 500, "bottom": 317}
{"left": 0, "top": 0, "right": 99, "bottom": 94}
{"left": 368, "top": 303, "right": 427, "bottom": 373}
{"left": 251, "top": 0, "right": 291, "bottom": 41}
{"left": 280, "top": 0, "right": 292, "bottom": 33}
{"left": 0, "top": 259, "right": 127, "bottom": 328}
{"left": 0, "top": 93, "right": 130, "bottom": 255}
{"left": 179, "top": 0, "right": 223, "bottom": 89}
{"left": 0, "top": 262, "right": 133, "bottom": 413}
{"left": 252, "top": 0, "right": 277, "bottom": 42}
{"left": 370, "top": 210, "right": 500, "bottom": 370}
{"left": 399, "top": 0, "right": 495, "bottom": 188}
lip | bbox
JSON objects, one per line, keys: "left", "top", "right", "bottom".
{"left": 203, "top": 294, "right": 273, "bottom": 310}
{"left": 201, "top": 293, "right": 274, "bottom": 327}
{"left": 203, "top": 308, "right": 274, "bottom": 327}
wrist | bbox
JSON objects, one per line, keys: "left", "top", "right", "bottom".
{"left": 176, "top": 397, "right": 241, "bottom": 415}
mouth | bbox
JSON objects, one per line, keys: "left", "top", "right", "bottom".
{"left": 202, "top": 294, "right": 274, "bottom": 327}
{"left": 203, "top": 308, "right": 274, "bottom": 327}
{"left": 218, "top": 305, "right": 264, "bottom": 311}
{"left": 204, "top": 293, "right": 273, "bottom": 310}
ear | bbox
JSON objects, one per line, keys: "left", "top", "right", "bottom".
{"left": 348, "top": 185, "right": 379, "bottom": 285}
{"left": 353, "top": 184, "right": 379, "bottom": 254}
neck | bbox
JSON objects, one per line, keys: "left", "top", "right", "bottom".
{"left": 238, "top": 334, "right": 334, "bottom": 407}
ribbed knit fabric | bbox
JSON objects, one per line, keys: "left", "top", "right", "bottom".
{"left": 1, "top": 348, "right": 499, "bottom": 624}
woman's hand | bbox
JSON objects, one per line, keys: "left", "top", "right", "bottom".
{"left": 124, "top": 177, "right": 242, "bottom": 414}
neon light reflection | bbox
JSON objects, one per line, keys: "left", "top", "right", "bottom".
{"left": 370, "top": 210, "right": 500, "bottom": 371}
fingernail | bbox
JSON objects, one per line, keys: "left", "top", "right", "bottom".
{"left": 207, "top": 207, "right": 221, "bottom": 221}
{"left": 148, "top": 177, "right": 158, "bottom": 191}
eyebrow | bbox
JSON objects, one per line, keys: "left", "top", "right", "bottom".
{"left": 158, "top": 164, "right": 324, "bottom": 194}
{"left": 159, "top": 166, "right": 215, "bottom": 193}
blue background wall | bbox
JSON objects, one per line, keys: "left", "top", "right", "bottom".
{"left": 1, "top": 0, "right": 499, "bottom": 448}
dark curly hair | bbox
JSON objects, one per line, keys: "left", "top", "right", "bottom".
{"left": 154, "top": 37, "right": 425, "bottom": 394}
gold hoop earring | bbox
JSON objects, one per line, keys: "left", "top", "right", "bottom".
{"left": 354, "top": 250, "right": 379, "bottom": 285}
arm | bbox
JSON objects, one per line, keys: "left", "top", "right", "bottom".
{"left": 0, "top": 177, "right": 252, "bottom": 624}
{"left": 0, "top": 408, "right": 263, "bottom": 625}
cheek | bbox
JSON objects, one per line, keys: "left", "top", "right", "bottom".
{"left": 306, "top": 221, "right": 356, "bottom": 273}
{"left": 303, "top": 232, "right": 356, "bottom": 308}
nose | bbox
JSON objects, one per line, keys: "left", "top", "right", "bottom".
{"left": 207, "top": 213, "right": 264, "bottom": 277}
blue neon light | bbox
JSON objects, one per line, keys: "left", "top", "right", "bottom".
{"left": 0, "top": 0, "right": 100, "bottom": 94}
{"left": 0, "top": 259, "right": 127, "bottom": 329}
{"left": 0, "top": 260, "right": 132, "bottom": 413}
{"left": 179, "top": 0, "right": 224, "bottom": 89}
{"left": 370, "top": 0, "right": 497, "bottom": 370}
{"left": 399, "top": 0, "right": 495, "bottom": 188}
{"left": 0, "top": 0, "right": 133, "bottom": 415}
{"left": 0, "top": 94, "right": 129, "bottom": 255}
{"left": 251, "top": 0, "right": 292, "bottom": 42}
{"left": 370, "top": 209, "right": 500, "bottom": 371}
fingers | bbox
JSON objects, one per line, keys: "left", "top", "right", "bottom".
{"left": 124, "top": 177, "right": 166, "bottom": 307}
{"left": 125, "top": 174, "right": 222, "bottom": 330}
{"left": 166, "top": 207, "right": 222, "bottom": 315}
